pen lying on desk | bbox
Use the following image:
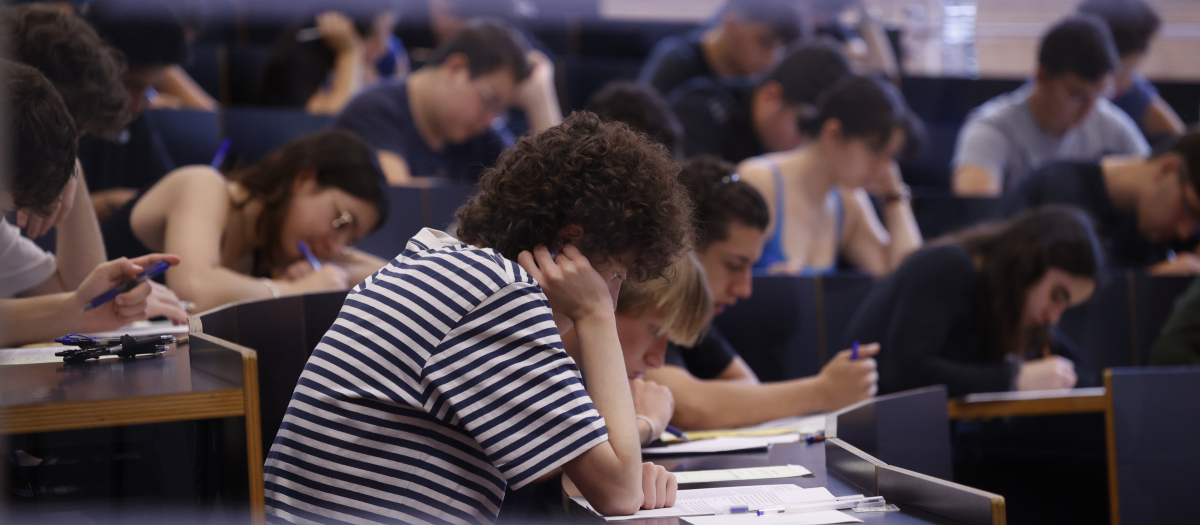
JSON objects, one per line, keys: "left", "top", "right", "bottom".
{"left": 757, "top": 495, "right": 885, "bottom": 515}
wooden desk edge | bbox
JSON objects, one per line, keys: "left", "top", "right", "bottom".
{"left": 946, "top": 393, "right": 1107, "bottom": 420}
{"left": 0, "top": 388, "right": 245, "bottom": 434}
{"left": 1104, "top": 371, "right": 1119, "bottom": 525}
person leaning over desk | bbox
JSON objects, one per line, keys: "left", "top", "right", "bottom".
{"left": 844, "top": 206, "right": 1103, "bottom": 397}
{"left": 99, "top": 129, "right": 390, "bottom": 313}
{"left": 262, "top": 113, "right": 689, "bottom": 523}
{"left": 642, "top": 156, "right": 879, "bottom": 431}
{"left": 0, "top": 60, "right": 185, "bottom": 347}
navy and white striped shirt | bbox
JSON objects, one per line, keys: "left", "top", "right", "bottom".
{"left": 264, "top": 229, "right": 609, "bottom": 524}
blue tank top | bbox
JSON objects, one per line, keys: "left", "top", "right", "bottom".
{"left": 752, "top": 156, "right": 844, "bottom": 275}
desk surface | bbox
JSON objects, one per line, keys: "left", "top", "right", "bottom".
{"left": 568, "top": 442, "right": 962, "bottom": 524}
{"left": 0, "top": 344, "right": 245, "bottom": 434}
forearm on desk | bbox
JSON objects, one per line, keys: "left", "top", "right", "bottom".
{"left": 647, "top": 365, "right": 828, "bottom": 430}
{"left": 0, "top": 293, "right": 82, "bottom": 347}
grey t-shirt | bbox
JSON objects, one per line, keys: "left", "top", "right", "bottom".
{"left": 952, "top": 83, "right": 1150, "bottom": 193}
{"left": 0, "top": 217, "right": 56, "bottom": 298}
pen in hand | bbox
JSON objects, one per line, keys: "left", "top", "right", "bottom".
{"left": 82, "top": 261, "right": 172, "bottom": 312}
{"left": 298, "top": 240, "right": 323, "bottom": 270}
{"left": 851, "top": 340, "right": 859, "bottom": 361}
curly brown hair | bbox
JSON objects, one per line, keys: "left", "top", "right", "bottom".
{"left": 456, "top": 111, "right": 695, "bottom": 282}
{"left": 3, "top": 4, "right": 131, "bottom": 140}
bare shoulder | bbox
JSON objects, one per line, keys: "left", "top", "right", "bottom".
{"left": 734, "top": 156, "right": 774, "bottom": 193}
{"left": 142, "top": 165, "right": 230, "bottom": 214}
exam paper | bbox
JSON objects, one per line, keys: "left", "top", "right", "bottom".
{"left": 684, "top": 510, "right": 863, "bottom": 525}
{"left": 572, "top": 484, "right": 836, "bottom": 521}
{"left": 0, "top": 346, "right": 80, "bottom": 366}
{"left": 643, "top": 434, "right": 800, "bottom": 456}
{"left": 679, "top": 414, "right": 826, "bottom": 441}
{"left": 674, "top": 464, "right": 812, "bottom": 484}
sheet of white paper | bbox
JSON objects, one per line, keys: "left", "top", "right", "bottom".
{"left": 643, "top": 434, "right": 801, "bottom": 456}
{"left": 684, "top": 510, "right": 863, "bottom": 525}
{"left": 86, "top": 321, "right": 188, "bottom": 339}
{"left": 573, "top": 484, "right": 835, "bottom": 521}
{"left": 0, "top": 346, "right": 74, "bottom": 365}
{"left": 674, "top": 464, "right": 812, "bottom": 484}
{"left": 741, "top": 413, "right": 827, "bottom": 434}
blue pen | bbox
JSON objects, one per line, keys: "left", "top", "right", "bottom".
{"left": 82, "top": 261, "right": 171, "bottom": 312}
{"left": 298, "top": 241, "right": 322, "bottom": 270}
{"left": 210, "top": 137, "right": 232, "bottom": 168}
{"left": 664, "top": 424, "right": 690, "bottom": 442}
{"left": 851, "top": 340, "right": 859, "bottom": 361}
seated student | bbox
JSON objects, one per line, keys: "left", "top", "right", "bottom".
{"left": 587, "top": 81, "right": 684, "bottom": 158}
{"left": 0, "top": 60, "right": 185, "bottom": 346}
{"left": 1003, "top": 132, "right": 1200, "bottom": 274}
{"left": 844, "top": 206, "right": 1102, "bottom": 397}
{"left": 1078, "top": 0, "right": 1185, "bottom": 140}
{"left": 335, "top": 18, "right": 561, "bottom": 186}
{"left": 504, "top": 252, "right": 710, "bottom": 522}
{"left": 670, "top": 39, "right": 852, "bottom": 163}
{"left": 258, "top": 4, "right": 408, "bottom": 115}
{"left": 100, "top": 129, "right": 389, "bottom": 313}
{"left": 738, "top": 75, "right": 922, "bottom": 276}
{"left": 1149, "top": 277, "right": 1200, "bottom": 365}
{"left": 643, "top": 156, "right": 879, "bottom": 431}
{"left": 80, "top": 0, "right": 193, "bottom": 217}
{"left": 952, "top": 14, "right": 1151, "bottom": 196}
{"left": 637, "top": 0, "right": 801, "bottom": 97}
{"left": 263, "top": 113, "right": 690, "bottom": 522}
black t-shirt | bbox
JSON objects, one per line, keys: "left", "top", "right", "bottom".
{"left": 664, "top": 326, "right": 738, "bottom": 380}
{"left": 668, "top": 78, "right": 764, "bottom": 164}
{"left": 637, "top": 31, "right": 713, "bottom": 97}
{"left": 1003, "top": 161, "right": 1177, "bottom": 267}
{"left": 334, "top": 81, "right": 506, "bottom": 184}
{"left": 842, "top": 245, "right": 1087, "bottom": 397}
{"left": 78, "top": 113, "right": 176, "bottom": 192}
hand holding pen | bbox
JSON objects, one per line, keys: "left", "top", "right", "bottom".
{"left": 75, "top": 254, "right": 181, "bottom": 333}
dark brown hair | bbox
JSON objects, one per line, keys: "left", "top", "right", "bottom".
{"left": 4, "top": 59, "right": 77, "bottom": 215}
{"left": 678, "top": 155, "right": 769, "bottom": 248}
{"left": 226, "top": 129, "right": 387, "bottom": 276}
{"left": 456, "top": 111, "right": 694, "bottom": 282}
{"left": 946, "top": 205, "right": 1103, "bottom": 359}
{"left": 798, "top": 75, "right": 911, "bottom": 154}
{"left": 3, "top": 4, "right": 131, "bottom": 140}
{"left": 587, "top": 81, "right": 683, "bottom": 158}
{"left": 425, "top": 18, "right": 530, "bottom": 82}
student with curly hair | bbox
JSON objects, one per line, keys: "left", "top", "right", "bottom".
{"left": 0, "top": 60, "right": 184, "bottom": 346}
{"left": 263, "top": 112, "right": 693, "bottom": 523}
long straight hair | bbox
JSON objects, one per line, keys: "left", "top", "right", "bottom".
{"left": 944, "top": 205, "right": 1103, "bottom": 358}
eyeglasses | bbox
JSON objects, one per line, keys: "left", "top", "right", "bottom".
{"left": 474, "top": 81, "right": 505, "bottom": 114}
{"left": 332, "top": 209, "right": 354, "bottom": 230}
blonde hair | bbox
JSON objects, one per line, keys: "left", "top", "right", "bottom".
{"left": 616, "top": 252, "right": 713, "bottom": 347}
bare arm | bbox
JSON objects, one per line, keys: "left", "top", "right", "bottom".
{"left": 28, "top": 168, "right": 108, "bottom": 294}
{"left": 952, "top": 164, "right": 1002, "bottom": 197}
{"left": 512, "top": 50, "right": 563, "bottom": 134}
{"left": 644, "top": 345, "right": 879, "bottom": 430}
{"left": 714, "top": 357, "right": 759, "bottom": 384}
{"left": 1142, "top": 96, "right": 1186, "bottom": 138}
{"left": 306, "top": 12, "right": 366, "bottom": 116}
{"left": 842, "top": 169, "right": 921, "bottom": 276}
{"left": 155, "top": 65, "right": 218, "bottom": 112}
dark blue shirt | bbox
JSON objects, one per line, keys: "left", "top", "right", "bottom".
{"left": 335, "top": 82, "right": 505, "bottom": 184}
{"left": 668, "top": 77, "right": 764, "bottom": 163}
{"left": 1111, "top": 74, "right": 1158, "bottom": 127}
{"left": 664, "top": 326, "right": 738, "bottom": 380}
{"left": 638, "top": 31, "right": 713, "bottom": 97}
{"left": 1002, "top": 161, "right": 1174, "bottom": 267}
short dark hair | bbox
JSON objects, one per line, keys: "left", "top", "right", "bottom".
{"left": 1162, "top": 131, "right": 1200, "bottom": 194}
{"left": 424, "top": 18, "right": 530, "bottom": 82}
{"left": 587, "top": 81, "right": 684, "bottom": 158}
{"left": 3, "top": 59, "right": 78, "bottom": 216}
{"left": 456, "top": 111, "right": 695, "bottom": 282}
{"left": 766, "top": 38, "right": 852, "bottom": 107}
{"left": 798, "top": 75, "right": 912, "bottom": 154}
{"left": 1077, "top": 0, "right": 1160, "bottom": 56}
{"left": 226, "top": 129, "right": 388, "bottom": 276}
{"left": 1038, "top": 14, "right": 1120, "bottom": 81}
{"left": 720, "top": 0, "right": 803, "bottom": 43}
{"left": 949, "top": 205, "right": 1102, "bottom": 360}
{"left": 85, "top": 0, "right": 189, "bottom": 70}
{"left": 678, "top": 156, "right": 770, "bottom": 249}
{"left": 2, "top": 4, "right": 131, "bottom": 140}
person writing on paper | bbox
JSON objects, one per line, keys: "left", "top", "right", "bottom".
{"left": 844, "top": 206, "right": 1102, "bottom": 397}
{"left": 0, "top": 61, "right": 185, "bottom": 346}
{"left": 263, "top": 114, "right": 687, "bottom": 522}
{"left": 99, "top": 129, "right": 389, "bottom": 312}
{"left": 737, "top": 75, "right": 923, "bottom": 276}
{"left": 644, "top": 156, "right": 879, "bottom": 431}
